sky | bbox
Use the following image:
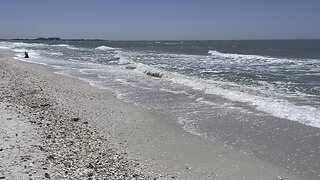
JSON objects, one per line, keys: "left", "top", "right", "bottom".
{"left": 0, "top": 0, "right": 320, "bottom": 40}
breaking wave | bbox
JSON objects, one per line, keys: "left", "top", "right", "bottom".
{"left": 51, "top": 44, "right": 70, "bottom": 47}
{"left": 123, "top": 61, "right": 320, "bottom": 128}
{"left": 208, "top": 50, "right": 276, "bottom": 61}
{"left": 165, "top": 73, "right": 320, "bottom": 128}
{"left": 95, "top": 46, "right": 119, "bottom": 51}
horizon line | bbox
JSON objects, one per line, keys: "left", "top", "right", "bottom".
{"left": 1, "top": 38, "right": 320, "bottom": 41}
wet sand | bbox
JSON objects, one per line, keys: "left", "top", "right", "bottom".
{"left": 0, "top": 50, "right": 309, "bottom": 179}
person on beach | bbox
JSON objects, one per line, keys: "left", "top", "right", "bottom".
{"left": 24, "top": 51, "right": 29, "bottom": 58}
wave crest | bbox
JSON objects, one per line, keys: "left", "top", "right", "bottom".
{"left": 51, "top": 44, "right": 70, "bottom": 47}
{"left": 208, "top": 50, "right": 273, "bottom": 60}
{"left": 95, "top": 46, "right": 119, "bottom": 51}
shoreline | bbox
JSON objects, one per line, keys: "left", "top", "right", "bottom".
{"left": 0, "top": 50, "right": 305, "bottom": 179}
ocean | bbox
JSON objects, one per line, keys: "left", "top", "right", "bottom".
{"left": 1, "top": 39, "right": 320, "bottom": 178}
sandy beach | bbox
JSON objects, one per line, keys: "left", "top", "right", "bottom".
{"left": 0, "top": 50, "right": 307, "bottom": 179}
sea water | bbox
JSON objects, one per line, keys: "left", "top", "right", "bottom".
{"left": 1, "top": 40, "right": 319, "bottom": 126}
{"left": 1, "top": 40, "right": 320, "bottom": 179}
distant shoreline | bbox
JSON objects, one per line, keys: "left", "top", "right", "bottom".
{"left": 1, "top": 38, "right": 320, "bottom": 42}
{"left": 0, "top": 38, "right": 106, "bottom": 41}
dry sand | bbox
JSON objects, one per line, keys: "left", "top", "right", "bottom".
{"left": 0, "top": 102, "right": 51, "bottom": 179}
{"left": 0, "top": 50, "right": 304, "bottom": 179}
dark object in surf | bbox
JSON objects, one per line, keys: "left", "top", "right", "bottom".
{"left": 71, "top": 117, "right": 80, "bottom": 122}
{"left": 24, "top": 51, "right": 29, "bottom": 58}
{"left": 44, "top": 173, "right": 51, "bottom": 179}
{"left": 146, "top": 71, "right": 163, "bottom": 78}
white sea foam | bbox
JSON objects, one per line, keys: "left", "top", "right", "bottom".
{"left": 51, "top": 44, "right": 83, "bottom": 50}
{"left": 0, "top": 45, "right": 10, "bottom": 49}
{"left": 44, "top": 51, "right": 64, "bottom": 56}
{"left": 159, "top": 88, "right": 190, "bottom": 95}
{"left": 79, "top": 69, "right": 94, "bottom": 75}
{"left": 115, "top": 52, "right": 133, "bottom": 65}
{"left": 123, "top": 61, "right": 320, "bottom": 127}
{"left": 0, "top": 42, "right": 48, "bottom": 49}
{"left": 165, "top": 73, "right": 320, "bottom": 128}
{"left": 131, "top": 63, "right": 165, "bottom": 78}
{"left": 207, "top": 50, "right": 301, "bottom": 66}
{"left": 95, "top": 45, "right": 119, "bottom": 51}
{"left": 177, "top": 117, "right": 208, "bottom": 138}
{"left": 51, "top": 44, "right": 70, "bottom": 47}
{"left": 208, "top": 50, "right": 273, "bottom": 60}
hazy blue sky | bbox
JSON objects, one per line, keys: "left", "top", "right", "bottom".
{"left": 1, "top": 0, "right": 319, "bottom": 40}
